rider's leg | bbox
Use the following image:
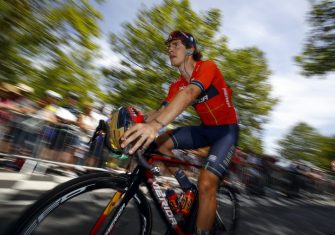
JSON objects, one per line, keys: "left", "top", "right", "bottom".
{"left": 196, "top": 169, "right": 220, "bottom": 232}
{"left": 195, "top": 124, "right": 239, "bottom": 234}
{"left": 155, "top": 134, "right": 186, "bottom": 175}
{"left": 156, "top": 133, "right": 174, "bottom": 156}
{"left": 156, "top": 126, "right": 208, "bottom": 157}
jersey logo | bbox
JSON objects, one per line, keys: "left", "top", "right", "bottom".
{"left": 223, "top": 88, "right": 231, "bottom": 108}
{"left": 208, "top": 155, "right": 217, "bottom": 162}
{"left": 195, "top": 94, "right": 209, "bottom": 103}
{"left": 194, "top": 85, "right": 218, "bottom": 104}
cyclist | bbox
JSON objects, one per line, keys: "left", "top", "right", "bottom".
{"left": 121, "top": 30, "right": 239, "bottom": 235}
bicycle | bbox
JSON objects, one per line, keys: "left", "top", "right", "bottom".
{"left": 6, "top": 123, "right": 239, "bottom": 235}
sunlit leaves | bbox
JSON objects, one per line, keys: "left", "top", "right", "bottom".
{"left": 295, "top": 0, "right": 335, "bottom": 77}
{"left": 0, "top": 0, "right": 103, "bottom": 99}
{"left": 278, "top": 122, "right": 335, "bottom": 170}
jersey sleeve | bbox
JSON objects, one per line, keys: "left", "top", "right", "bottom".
{"left": 163, "top": 81, "right": 180, "bottom": 105}
{"left": 190, "top": 61, "right": 217, "bottom": 91}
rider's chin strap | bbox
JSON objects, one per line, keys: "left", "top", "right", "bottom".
{"left": 195, "top": 228, "right": 211, "bottom": 235}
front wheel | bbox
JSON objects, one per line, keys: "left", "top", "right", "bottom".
{"left": 6, "top": 172, "right": 152, "bottom": 235}
{"left": 214, "top": 185, "right": 239, "bottom": 235}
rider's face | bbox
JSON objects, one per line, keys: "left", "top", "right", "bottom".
{"left": 167, "top": 39, "right": 187, "bottom": 67}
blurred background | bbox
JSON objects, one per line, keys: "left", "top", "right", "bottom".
{"left": 0, "top": 0, "right": 334, "bottom": 234}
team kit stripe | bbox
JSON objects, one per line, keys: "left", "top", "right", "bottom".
{"left": 190, "top": 80, "right": 204, "bottom": 91}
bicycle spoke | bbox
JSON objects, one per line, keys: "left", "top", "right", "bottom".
{"left": 215, "top": 210, "right": 226, "bottom": 232}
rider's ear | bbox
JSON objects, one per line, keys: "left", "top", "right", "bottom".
{"left": 185, "top": 49, "right": 193, "bottom": 56}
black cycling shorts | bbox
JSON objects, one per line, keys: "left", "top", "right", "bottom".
{"left": 170, "top": 124, "right": 239, "bottom": 179}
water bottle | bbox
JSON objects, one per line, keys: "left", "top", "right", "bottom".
{"left": 174, "top": 169, "right": 195, "bottom": 217}
{"left": 174, "top": 169, "right": 193, "bottom": 190}
{"left": 179, "top": 190, "right": 195, "bottom": 217}
{"left": 166, "top": 188, "right": 180, "bottom": 214}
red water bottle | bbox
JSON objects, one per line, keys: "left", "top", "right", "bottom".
{"left": 179, "top": 190, "right": 195, "bottom": 217}
{"left": 166, "top": 189, "right": 180, "bottom": 214}
{"left": 174, "top": 169, "right": 195, "bottom": 217}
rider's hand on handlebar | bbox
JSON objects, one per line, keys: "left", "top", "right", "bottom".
{"left": 121, "top": 122, "right": 160, "bottom": 154}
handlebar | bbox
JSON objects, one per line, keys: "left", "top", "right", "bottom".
{"left": 134, "top": 146, "right": 160, "bottom": 175}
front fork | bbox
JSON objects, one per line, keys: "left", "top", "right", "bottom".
{"left": 89, "top": 191, "right": 123, "bottom": 235}
{"left": 90, "top": 169, "right": 144, "bottom": 235}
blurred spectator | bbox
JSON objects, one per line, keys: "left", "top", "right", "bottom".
{"left": 34, "top": 90, "right": 62, "bottom": 123}
{"left": 0, "top": 83, "right": 22, "bottom": 112}
{"left": 14, "top": 83, "right": 36, "bottom": 114}
{"left": 0, "top": 83, "right": 38, "bottom": 152}
{"left": 38, "top": 93, "right": 81, "bottom": 166}
{"left": 260, "top": 155, "right": 275, "bottom": 191}
{"left": 91, "top": 102, "right": 108, "bottom": 122}
{"left": 244, "top": 152, "right": 266, "bottom": 196}
{"left": 40, "top": 91, "right": 81, "bottom": 164}
{"left": 63, "top": 92, "right": 81, "bottom": 118}
{"left": 8, "top": 90, "right": 62, "bottom": 155}
{"left": 284, "top": 164, "right": 302, "bottom": 198}
{"left": 0, "top": 83, "right": 22, "bottom": 152}
{"left": 78, "top": 101, "right": 96, "bottom": 133}
{"left": 77, "top": 101, "right": 107, "bottom": 167}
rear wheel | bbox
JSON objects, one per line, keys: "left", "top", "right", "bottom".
{"left": 214, "top": 186, "right": 239, "bottom": 235}
{"left": 6, "top": 172, "right": 152, "bottom": 235}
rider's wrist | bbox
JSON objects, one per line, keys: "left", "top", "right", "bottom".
{"left": 150, "top": 122, "right": 161, "bottom": 133}
{"left": 153, "top": 118, "right": 166, "bottom": 129}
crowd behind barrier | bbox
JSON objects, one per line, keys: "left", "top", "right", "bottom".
{"left": 0, "top": 83, "right": 334, "bottom": 199}
{"left": 224, "top": 150, "right": 335, "bottom": 198}
{"left": 0, "top": 110, "right": 111, "bottom": 169}
{"left": 1, "top": 109, "right": 334, "bottom": 198}
{"left": 0, "top": 83, "right": 126, "bottom": 175}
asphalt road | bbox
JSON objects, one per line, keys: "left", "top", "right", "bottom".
{"left": 1, "top": 192, "right": 334, "bottom": 235}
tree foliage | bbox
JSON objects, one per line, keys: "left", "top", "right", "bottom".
{"left": 0, "top": 0, "right": 103, "bottom": 98}
{"left": 103, "top": 0, "right": 277, "bottom": 153}
{"left": 278, "top": 122, "right": 334, "bottom": 170}
{"left": 295, "top": 0, "right": 335, "bottom": 77}
{"left": 218, "top": 47, "right": 277, "bottom": 152}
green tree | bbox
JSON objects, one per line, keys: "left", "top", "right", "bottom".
{"left": 0, "top": 0, "right": 103, "bottom": 98}
{"left": 278, "top": 122, "right": 333, "bottom": 169}
{"left": 103, "top": 0, "right": 277, "bottom": 153}
{"left": 318, "top": 135, "right": 335, "bottom": 170}
{"left": 295, "top": 0, "right": 335, "bottom": 77}
{"left": 219, "top": 47, "right": 277, "bottom": 152}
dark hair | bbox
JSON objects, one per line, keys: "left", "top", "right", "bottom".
{"left": 191, "top": 49, "right": 202, "bottom": 61}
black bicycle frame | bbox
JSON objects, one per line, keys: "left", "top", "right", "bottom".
{"left": 102, "top": 153, "right": 202, "bottom": 235}
{"left": 101, "top": 166, "right": 145, "bottom": 234}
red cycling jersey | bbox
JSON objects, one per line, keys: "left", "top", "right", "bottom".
{"left": 164, "top": 60, "right": 238, "bottom": 125}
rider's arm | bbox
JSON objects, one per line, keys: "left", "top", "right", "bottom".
{"left": 149, "top": 84, "right": 201, "bottom": 130}
{"left": 144, "top": 105, "right": 166, "bottom": 123}
{"left": 121, "top": 84, "right": 201, "bottom": 154}
{"left": 153, "top": 62, "right": 218, "bottom": 128}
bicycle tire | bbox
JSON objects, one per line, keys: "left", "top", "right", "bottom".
{"left": 6, "top": 172, "right": 152, "bottom": 235}
{"left": 214, "top": 186, "right": 239, "bottom": 235}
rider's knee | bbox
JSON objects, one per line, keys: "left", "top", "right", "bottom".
{"left": 156, "top": 135, "right": 174, "bottom": 155}
{"left": 198, "top": 178, "right": 217, "bottom": 197}
{"left": 157, "top": 142, "right": 172, "bottom": 151}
